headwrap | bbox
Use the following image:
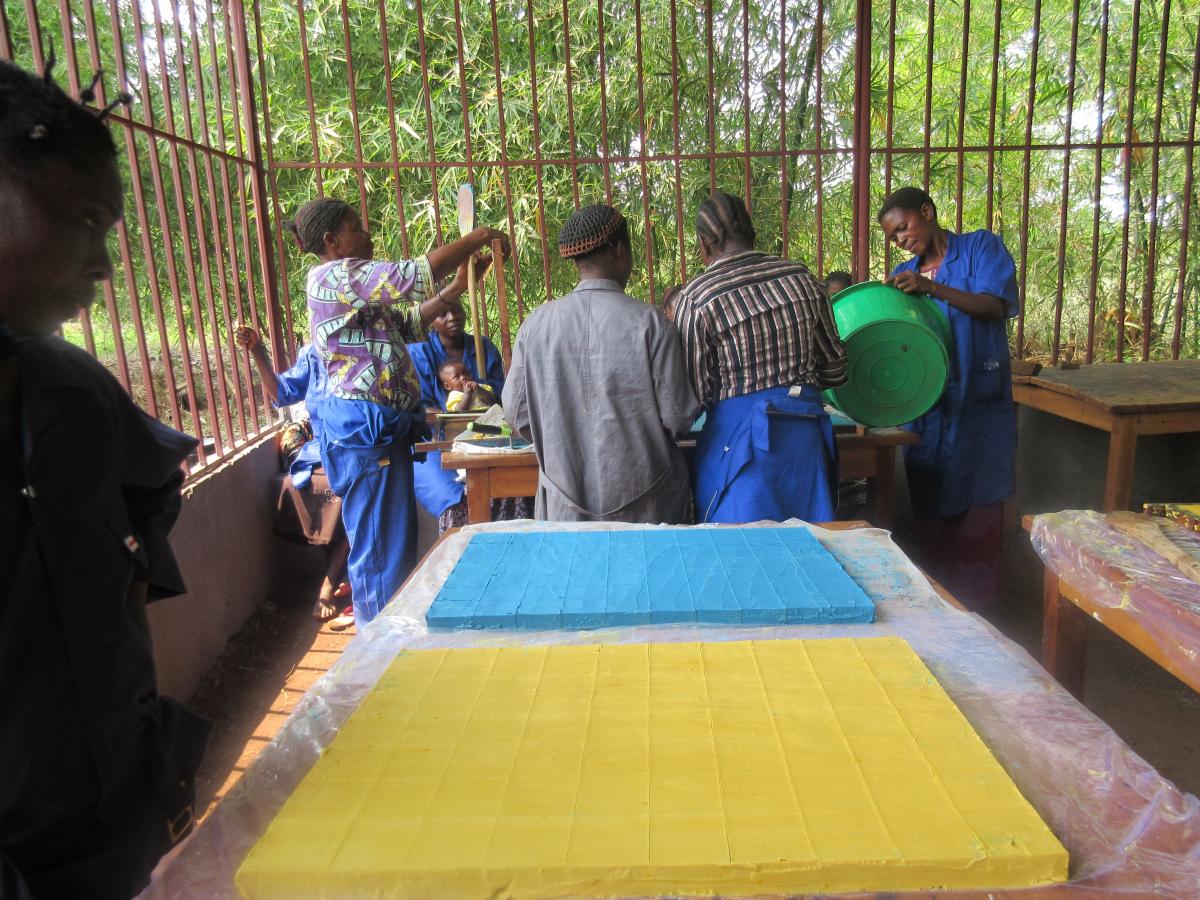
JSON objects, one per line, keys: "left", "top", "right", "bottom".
{"left": 557, "top": 204, "right": 627, "bottom": 259}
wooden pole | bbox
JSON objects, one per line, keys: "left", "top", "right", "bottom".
{"left": 492, "top": 239, "right": 512, "bottom": 372}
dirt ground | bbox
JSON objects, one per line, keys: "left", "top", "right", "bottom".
{"left": 186, "top": 522, "right": 1200, "bottom": 824}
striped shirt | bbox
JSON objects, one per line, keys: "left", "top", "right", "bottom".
{"left": 306, "top": 256, "right": 433, "bottom": 411}
{"left": 676, "top": 250, "right": 847, "bottom": 407}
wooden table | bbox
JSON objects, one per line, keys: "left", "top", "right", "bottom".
{"left": 430, "top": 428, "right": 918, "bottom": 527}
{"left": 1025, "top": 512, "right": 1200, "bottom": 699}
{"left": 1012, "top": 360, "right": 1200, "bottom": 512}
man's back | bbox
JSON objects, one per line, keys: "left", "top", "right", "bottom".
{"left": 503, "top": 279, "right": 698, "bottom": 523}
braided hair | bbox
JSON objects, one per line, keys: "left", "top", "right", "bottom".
{"left": 286, "top": 198, "right": 353, "bottom": 255}
{"left": 878, "top": 187, "right": 936, "bottom": 222}
{"left": 557, "top": 204, "right": 629, "bottom": 260}
{"left": 695, "top": 192, "right": 756, "bottom": 252}
{"left": 0, "top": 56, "right": 129, "bottom": 172}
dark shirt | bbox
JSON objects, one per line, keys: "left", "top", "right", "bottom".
{"left": 675, "top": 250, "right": 848, "bottom": 408}
{"left": 0, "top": 327, "right": 195, "bottom": 855}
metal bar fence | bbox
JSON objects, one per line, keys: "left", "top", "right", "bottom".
{"left": 6, "top": 0, "right": 1200, "bottom": 483}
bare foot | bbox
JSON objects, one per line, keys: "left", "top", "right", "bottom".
{"left": 312, "top": 596, "right": 339, "bottom": 621}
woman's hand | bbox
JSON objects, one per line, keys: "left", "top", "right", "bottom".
{"left": 234, "top": 324, "right": 262, "bottom": 351}
{"left": 886, "top": 270, "right": 936, "bottom": 296}
{"left": 477, "top": 226, "right": 511, "bottom": 259}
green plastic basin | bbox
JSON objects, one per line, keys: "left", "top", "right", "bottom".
{"left": 821, "top": 281, "right": 951, "bottom": 427}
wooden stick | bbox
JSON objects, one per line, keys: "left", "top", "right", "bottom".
{"left": 492, "top": 238, "right": 512, "bottom": 372}
{"left": 1106, "top": 511, "right": 1200, "bottom": 583}
{"left": 467, "top": 255, "right": 485, "bottom": 374}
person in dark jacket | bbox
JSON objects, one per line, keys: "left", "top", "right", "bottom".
{"left": 0, "top": 58, "right": 209, "bottom": 899}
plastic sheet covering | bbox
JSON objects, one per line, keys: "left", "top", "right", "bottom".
{"left": 1031, "top": 510, "right": 1200, "bottom": 684}
{"left": 141, "top": 521, "right": 1200, "bottom": 899}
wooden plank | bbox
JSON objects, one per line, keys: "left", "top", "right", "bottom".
{"left": 1102, "top": 416, "right": 1138, "bottom": 512}
{"left": 1041, "top": 569, "right": 1088, "bottom": 699}
{"left": 463, "top": 469, "right": 494, "bottom": 523}
{"left": 1018, "top": 360, "right": 1200, "bottom": 414}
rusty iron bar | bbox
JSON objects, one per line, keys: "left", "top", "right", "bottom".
{"left": 413, "top": 0, "right": 444, "bottom": 240}
{"left": 1115, "top": 0, "right": 1143, "bottom": 363}
{"left": 815, "top": 0, "right": 826, "bottom": 276}
{"left": 295, "top": 0, "right": 323, "bottom": 194}
{"left": 233, "top": 0, "right": 289, "bottom": 366}
{"left": 954, "top": 0, "right": 970, "bottom": 233}
{"left": 778, "top": 0, "right": 789, "bottom": 258}
{"left": 922, "top": 0, "right": 935, "bottom": 189}
{"left": 883, "top": 0, "right": 897, "bottom": 274}
{"left": 1171, "top": 5, "right": 1200, "bottom": 358}
{"left": 21, "top": 0, "right": 44, "bottom": 71}
{"left": 1015, "top": 0, "right": 1042, "bottom": 358}
{"left": 560, "top": 0, "right": 581, "bottom": 208}
{"left": 1050, "top": 0, "right": 1082, "bottom": 366}
{"left": 1085, "top": 0, "right": 1112, "bottom": 364}
{"left": 524, "top": 0, "right": 554, "bottom": 302}
{"left": 221, "top": 0, "right": 265, "bottom": 433}
{"left": 670, "top": 0, "right": 686, "bottom": 281}
{"left": 187, "top": 0, "right": 244, "bottom": 443}
{"left": 634, "top": 0, "right": 657, "bottom": 304}
{"left": 376, "top": 0, "right": 411, "bottom": 257}
{"left": 1140, "top": 0, "right": 1172, "bottom": 361}
{"left": 127, "top": 0, "right": 205, "bottom": 460}
{"left": 741, "top": 0, "right": 751, "bottom": 210}
{"left": 852, "top": 0, "right": 872, "bottom": 279}
{"left": 170, "top": 0, "right": 233, "bottom": 452}
{"left": 205, "top": 0, "right": 252, "bottom": 436}
{"left": 337, "top": 0, "right": 369, "bottom": 225}
{"left": 0, "top": 2, "right": 13, "bottom": 59}
{"left": 597, "top": 0, "right": 613, "bottom": 203}
{"left": 153, "top": 0, "right": 225, "bottom": 454}
{"left": 105, "top": 0, "right": 179, "bottom": 426}
{"left": 985, "top": 0, "right": 1002, "bottom": 231}
{"left": 706, "top": 0, "right": 717, "bottom": 195}
{"left": 487, "top": 0, "right": 525, "bottom": 322}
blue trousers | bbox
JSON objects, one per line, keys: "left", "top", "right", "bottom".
{"left": 317, "top": 398, "right": 424, "bottom": 623}
{"left": 694, "top": 385, "right": 837, "bottom": 524}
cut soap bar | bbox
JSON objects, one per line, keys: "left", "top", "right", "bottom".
{"left": 426, "top": 527, "right": 874, "bottom": 629}
{"left": 237, "top": 638, "right": 1068, "bottom": 899}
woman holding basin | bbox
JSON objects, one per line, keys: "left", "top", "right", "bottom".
{"left": 878, "top": 186, "right": 1018, "bottom": 610}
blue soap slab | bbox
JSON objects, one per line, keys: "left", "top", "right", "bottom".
{"left": 425, "top": 527, "right": 875, "bottom": 630}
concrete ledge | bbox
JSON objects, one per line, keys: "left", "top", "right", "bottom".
{"left": 149, "top": 431, "right": 281, "bottom": 700}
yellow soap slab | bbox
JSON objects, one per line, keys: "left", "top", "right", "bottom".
{"left": 237, "top": 638, "right": 1067, "bottom": 898}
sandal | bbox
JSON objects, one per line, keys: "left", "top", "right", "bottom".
{"left": 328, "top": 605, "right": 355, "bottom": 632}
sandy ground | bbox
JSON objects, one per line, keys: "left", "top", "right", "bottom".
{"left": 186, "top": 522, "right": 1200, "bottom": 824}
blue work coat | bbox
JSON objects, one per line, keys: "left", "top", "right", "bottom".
{"left": 407, "top": 332, "right": 505, "bottom": 517}
{"left": 275, "top": 344, "right": 327, "bottom": 488}
{"left": 892, "top": 229, "right": 1018, "bottom": 518}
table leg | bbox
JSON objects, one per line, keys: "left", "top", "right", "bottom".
{"left": 1041, "top": 569, "right": 1087, "bottom": 699}
{"left": 870, "top": 446, "right": 895, "bottom": 528}
{"left": 1102, "top": 417, "right": 1137, "bottom": 512}
{"left": 464, "top": 470, "right": 494, "bottom": 524}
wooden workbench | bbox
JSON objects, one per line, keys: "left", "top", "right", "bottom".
{"left": 1012, "top": 360, "right": 1200, "bottom": 512}
{"left": 432, "top": 428, "right": 918, "bottom": 527}
{"left": 1026, "top": 511, "right": 1200, "bottom": 699}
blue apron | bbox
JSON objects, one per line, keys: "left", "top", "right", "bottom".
{"left": 316, "top": 397, "right": 429, "bottom": 623}
{"left": 408, "top": 332, "right": 506, "bottom": 518}
{"left": 892, "top": 229, "right": 1018, "bottom": 518}
{"left": 693, "top": 384, "right": 837, "bottom": 524}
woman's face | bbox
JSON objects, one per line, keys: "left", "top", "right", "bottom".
{"left": 0, "top": 154, "right": 123, "bottom": 336}
{"left": 879, "top": 204, "right": 938, "bottom": 259}
{"left": 434, "top": 301, "right": 466, "bottom": 340}
{"left": 325, "top": 210, "right": 374, "bottom": 261}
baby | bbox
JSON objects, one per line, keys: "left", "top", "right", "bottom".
{"left": 440, "top": 361, "right": 498, "bottom": 412}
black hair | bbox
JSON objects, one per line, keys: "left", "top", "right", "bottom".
{"left": 0, "top": 56, "right": 129, "bottom": 172}
{"left": 661, "top": 283, "right": 684, "bottom": 313}
{"left": 695, "top": 192, "right": 756, "bottom": 251}
{"left": 286, "top": 198, "right": 353, "bottom": 255}
{"left": 438, "top": 359, "right": 467, "bottom": 379}
{"left": 825, "top": 270, "right": 852, "bottom": 285}
{"left": 557, "top": 204, "right": 630, "bottom": 260}
{"left": 877, "top": 187, "right": 937, "bottom": 222}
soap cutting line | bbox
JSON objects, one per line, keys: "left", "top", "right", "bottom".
{"left": 853, "top": 641, "right": 1004, "bottom": 861}
{"left": 800, "top": 640, "right": 906, "bottom": 860}
{"left": 747, "top": 641, "right": 819, "bottom": 857}
{"left": 696, "top": 644, "right": 735, "bottom": 863}
{"left": 479, "top": 644, "right": 551, "bottom": 864}
{"left": 562, "top": 643, "right": 604, "bottom": 865}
